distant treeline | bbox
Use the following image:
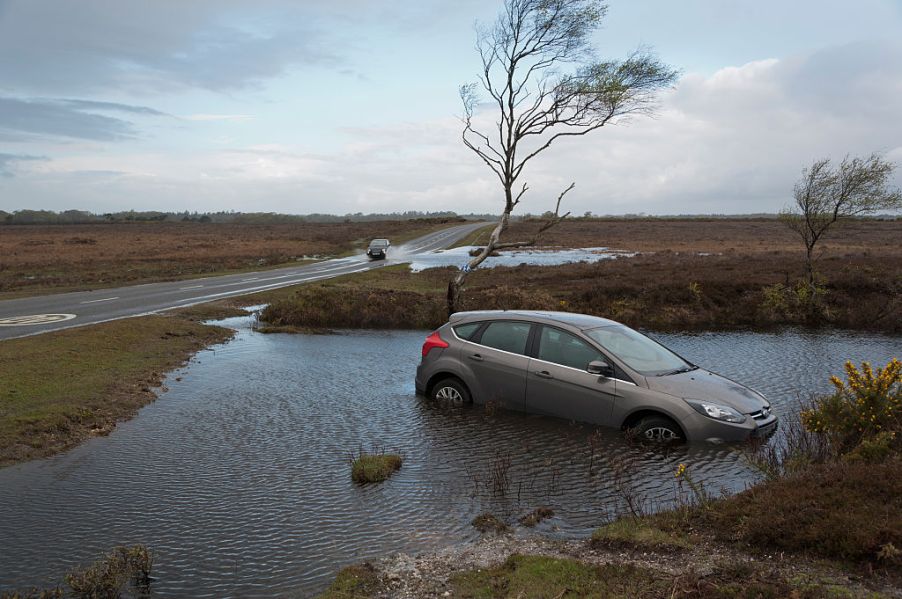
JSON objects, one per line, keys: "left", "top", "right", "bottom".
{"left": 0, "top": 209, "right": 494, "bottom": 225}
{"left": 1, "top": 209, "right": 896, "bottom": 226}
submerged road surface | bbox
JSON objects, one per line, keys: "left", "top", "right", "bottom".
{"left": 0, "top": 222, "right": 487, "bottom": 341}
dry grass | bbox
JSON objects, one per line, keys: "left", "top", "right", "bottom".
{"left": 0, "top": 219, "right": 460, "bottom": 297}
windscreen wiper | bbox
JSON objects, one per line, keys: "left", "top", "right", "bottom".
{"left": 659, "top": 365, "right": 698, "bottom": 376}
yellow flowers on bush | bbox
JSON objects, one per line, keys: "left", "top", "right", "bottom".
{"left": 802, "top": 358, "right": 901, "bottom": 455}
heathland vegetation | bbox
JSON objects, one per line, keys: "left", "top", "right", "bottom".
{"left": 258, "top": 217, "right": 902, "bottom": 334}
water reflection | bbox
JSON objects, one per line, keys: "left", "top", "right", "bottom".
{"left": 0, "top": 317, "right": 897, "bottom": 597}
{"left": 407, "top": 246, "right": 634, "bottom": 272}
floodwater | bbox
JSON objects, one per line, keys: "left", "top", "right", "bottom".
{"left": 0, "top": 315, "right": 898, "bottom": 597}
{"left": 407, "top": 246, "right": 634, "bottom": 272}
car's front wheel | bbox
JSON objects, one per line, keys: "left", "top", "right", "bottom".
{"left": 631, "top": 415, "right": 684, "bottom": 443}
{"left": 430, "top": 378, "right": 472, "bottom": 406}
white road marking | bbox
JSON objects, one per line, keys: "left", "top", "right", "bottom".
{"left": 179, "top": 285, "right": 204, "bottom": 290}
{"left": 80, "top": 297, "right": 119, "bottom": 304}
{"left": 0, "top": 313, "right": 77, "bottom": 326}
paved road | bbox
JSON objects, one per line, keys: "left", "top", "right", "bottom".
{"left": 0, "top": 222, "right": 487, "bottom": 341}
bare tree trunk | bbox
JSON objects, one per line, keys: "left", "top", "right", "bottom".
{"left": 447, "top": 208, "right": 511, "bottom": 315}
{"left": 446, "top": 183, "right": 574, "bottom": 316}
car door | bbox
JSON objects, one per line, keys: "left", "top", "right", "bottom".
{"left": 526, "top": 325, "right": 618, "bottom": 426}
{"left": 464, "top": 320, "right": 533, "bottom": 411}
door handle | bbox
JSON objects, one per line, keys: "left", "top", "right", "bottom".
{"left": 468, "top": 353, "right": 484, "bottom": 362}
{"left": 535, "top": 370, "right": 553, "bottom": 379}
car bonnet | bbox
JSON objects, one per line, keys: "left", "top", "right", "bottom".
{"left": 644, "top": 369, "right": 767, "bottom": 414}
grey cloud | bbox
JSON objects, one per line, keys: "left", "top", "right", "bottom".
{"left": 0, "top": 152, "right": 47, "bottom": 177}
{"left": 61, "top": 99, "right": 169, "bottom": 117}
{"left": 0, "top": 1, "right": 345, "bottom": 94}
{"left": 779, "top": 41, "right": 902, "bottom": 120}
{"left": 0, "top": 97, "right": 165, "bottom": 141}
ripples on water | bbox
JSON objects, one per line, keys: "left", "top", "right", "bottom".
{"left": 0, "top": 316, "right": 898, "bottom": 597}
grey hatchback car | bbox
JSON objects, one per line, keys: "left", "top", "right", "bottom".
{"left": 416, "top": 311, "right": 777, "bottom": 443}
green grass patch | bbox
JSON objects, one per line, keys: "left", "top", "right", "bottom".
{"left": 451, "top": 554, "right": 670, "bottom": 598}
{"left": 171, "top": 301, "right": 250, "bottom": 321}
{"left": 350, "top": 452, "right": 402, "bottom": 484}
{"left": 0, "top": 315, "right": 232, "bottom": 465}
{"left": 316, "top": 564, "right": 380, "bottom": 599}
{"left": 591, "top": 518, "right": 691, "bottom": 551}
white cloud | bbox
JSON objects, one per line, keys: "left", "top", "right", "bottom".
{"left": 182, "top": 114, "right": 256, "bottom": 122}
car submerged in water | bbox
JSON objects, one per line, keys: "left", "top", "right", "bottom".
{"left": 416, "top": 310, "right": 777, "bottom": 444}
{"left": 366, "top": 239, "right": 390, "bottom": 260}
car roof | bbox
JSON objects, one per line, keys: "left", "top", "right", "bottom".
{"left": 369, "top": 238, "right": 389, "bottom": 244}
{"left": 448, "top": 310, "right": 621, "bottom": 331}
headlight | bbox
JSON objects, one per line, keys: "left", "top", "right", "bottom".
{"left": 685, "top": 399, "right": 746, "bottom": 424}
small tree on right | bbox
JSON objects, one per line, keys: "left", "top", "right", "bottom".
{"left": 781, "top": 153, "right": 901, "bottom": 292}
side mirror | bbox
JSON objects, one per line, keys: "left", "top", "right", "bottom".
{"left": 587, "top": 359, "right": 614, "bottom": 377}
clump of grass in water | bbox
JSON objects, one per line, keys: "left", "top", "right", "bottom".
{"left": 349, "top": 449, "right": 402, "bottom": 484}
{"left": 64, "top": 544, "right": 154, "bottom": 598}
{"left": 0, "top": 544, "right": 157, "bottom": 599}
{"left": 519, "top": 506, "right": 554, "bottom": 527}
{"left": 471, "top": 513, "right": 510, "bottom": 534}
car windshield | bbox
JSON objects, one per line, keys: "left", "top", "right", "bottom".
{"left": 584, "top": 325, "right": 693, "bottom": 376}
{"left": 369, "top": 239, "right": 389, "bottom": 247}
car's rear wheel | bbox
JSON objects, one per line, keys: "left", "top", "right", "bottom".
{"left": 431, "top": 378, "right": 472, "bottom": 406}
{"left": 631, "top": 416, "right": 684, "bottom": 443}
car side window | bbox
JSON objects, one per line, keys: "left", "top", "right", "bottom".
{"left": 478, "top": 321, "right": 532, "bottom": 355}
{"left": 453, "top": 322, "right": 481, "bottom": 341}
{"left": 537, "top": 327, "right": 604, "bottom": 371}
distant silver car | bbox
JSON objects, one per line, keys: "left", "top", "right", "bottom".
{"left": 367, "top": 238, "right": 390, "bottom": 260}
{"left": 415, "top": 311, "right": 777, "bottom": 443}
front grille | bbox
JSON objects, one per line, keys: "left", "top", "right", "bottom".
{"left": 749, "top": 408, "right": 771, "bottom": 421}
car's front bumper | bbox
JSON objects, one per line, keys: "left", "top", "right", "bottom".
{"left": 682, "top": 410, "right": 780, "bottom": 444}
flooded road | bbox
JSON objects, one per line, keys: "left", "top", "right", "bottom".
{"left": 407, "top": 246, "right": 634, "bottom": 272}
{"left": 0, "top": 315, "right": 898, "bottom": 597}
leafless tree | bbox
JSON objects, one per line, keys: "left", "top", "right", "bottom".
{"left": 781, "top": 153, "right": 901, "bottom": 288}
{"left": 448, "top": 0, "right": 678, "bottom": 314}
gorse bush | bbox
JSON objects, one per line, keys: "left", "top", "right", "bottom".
{"left": 802, "top": 358, "right": 901, "bottom": 456}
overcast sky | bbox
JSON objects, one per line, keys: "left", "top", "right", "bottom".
{"left": 1, "top": 0, "right": 901, "bottom": 216}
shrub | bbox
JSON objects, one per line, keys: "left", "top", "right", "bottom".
{"left": 801, "top": 358, "right": 901, "bottom": 455}
{"left": 701, "top": 457, "right": 902, "bottom": 564}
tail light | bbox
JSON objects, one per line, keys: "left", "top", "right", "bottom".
{"left": 421, "top": 331, "right": 449, "bottom": 358}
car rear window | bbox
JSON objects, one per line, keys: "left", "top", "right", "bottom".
{"left": 453, "top": 322, "right": 481, "bottom": 340}
{"left": 478, "top": 321, "right": 531, "bottom": 355}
